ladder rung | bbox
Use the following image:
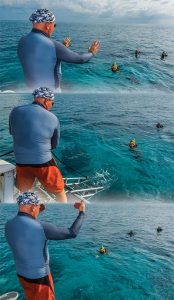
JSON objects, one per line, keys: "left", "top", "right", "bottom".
{"left": 70, "top": 187, "right": 103, "bottom": 193}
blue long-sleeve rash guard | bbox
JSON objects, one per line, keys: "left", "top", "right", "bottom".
{"left": 9, "top": 103, "right": 59, "bottom": 164}
{"left": 18, "top": 29, "right": 93, "bottom": 89}
{"left": 5, "top": 211, "right": 85, "bottom": 279}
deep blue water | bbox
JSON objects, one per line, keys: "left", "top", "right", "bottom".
{"left": 0, "top": 21, "right": 174, "bottom": 92}
{"left": 0, "top": 203, "right": 174, "bottom": 300}
{"left": 0, "top": 92, "right": 174, "bottom": 201}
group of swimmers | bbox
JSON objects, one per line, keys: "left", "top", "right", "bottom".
{"left": 135, "top": 50, "right": 168, "bottom": 60}
{"left": 111, "top": 49, "right": 168, "bottom": 83}
{"left": 99, "top": 225, "right": 164, "bottom": 255}
{"left": 129, "top": 123, "right": 164, "bottom": 149}
{"left": 99, "top": 226, "right": 164, "bottom": 254}
{"left": 127, "top": 226, "right": 163, "bottom": 237}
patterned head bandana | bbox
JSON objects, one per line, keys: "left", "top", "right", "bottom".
{"left": 32, "top": 87, "right": 55, "bottom": 100}
{"left": 29, "top": 8, "right": 56, "bottom": 24}
{"left": 17, "top": 192, "right": 40, "bottom": 206}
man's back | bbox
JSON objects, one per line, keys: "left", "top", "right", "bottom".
{"left": 5, "top": 213, "right": 50, "bottom": 279}
{"left": 9, "top": 103, "right": 59, "bottom": 164}
{"left": 18, "top": 31, "right": 57, "bottom": 89}
{"left": 18, "top": 29, "right": 95, "bottom": 90}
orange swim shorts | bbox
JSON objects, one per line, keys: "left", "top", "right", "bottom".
{"left": 16, "top": 159, "right": 64, "bottom": 193}
{"left": 18, "top": 273, "right": 55, "bottom": 300}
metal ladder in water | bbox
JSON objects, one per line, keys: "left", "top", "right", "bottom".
{"left": 64, "top": 177, "right": 104, "bottom": 203}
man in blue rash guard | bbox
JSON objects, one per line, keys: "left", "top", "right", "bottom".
{"left": 5, "top": 192, "right": 85, "bottom": 300}
{"left": 9, "top": 87, "right": 67, "bottom": 203}
{"left": 18, "top": 8, "right": 100, "bottom": 90}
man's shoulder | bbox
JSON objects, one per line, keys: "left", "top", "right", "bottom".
{"left": 5, "top": 215, "right": 44, "bottom": 233}
{"left": 10, "top": 104, "right": 31, "bottom": 114}
{"left": 35, "top": 107, "right": 58, "bottom": 126}
{"left": 10, "top": 104, "right": 39, "bottom": 122}
{"left": 18, "top": 32, "right": 32, "bottom": 44}
{"left": 18, "top": 32, "right": 43, "bottom": 45}
{"left": 47, "top": 110, "right": 58, "bottom": 122}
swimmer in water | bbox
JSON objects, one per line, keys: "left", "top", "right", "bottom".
{"left": 98, "top": 245, "right": 108, "bottom": 254}
{"left": 160, "top": 51, "right": 168, "bottom": 60}
{"left": 135, "top": 50, "right": 141, "bottom": 58}
{"left": 129, "top": 139, "right": 143, "bottom": 161}
{"left": 156, "top": 123, "right": 164, "bottom": 129}
{"left": 127, "top": 230, "right": 136, "bottom": 237}
{"left": 157, "top": 226, "right": 163, "bottom": 233}
{"left": 111, "top": 63, "right": 120, "bottom": 73}
{"left": 129, "top": 139, "right": 137, "bottom": 149}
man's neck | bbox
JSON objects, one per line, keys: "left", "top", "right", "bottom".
{"left": 18, "top": 210, "right": 36, "bottom": 219}
{"left": 32, "top": 28, "right": 49, "bottom": 38}
{"left": 33, "top": 101, "right": 46, "bottom": 110}
{"left": 33, "top": 99, "right": 48, "bottom": 110}
{"left": 33, "top": 98, "right": 52, "bottom": 111}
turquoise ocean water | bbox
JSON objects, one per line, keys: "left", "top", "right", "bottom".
{"left": 0, "top": 21, "right": 174, "bottom": 300}
{"left": 0, "top": 21, "right": 174, "bottom": 92}
{"left": 0, "top": 93, "right": 174, "bottom": 201}
{"left": 0, "top": 92, "right": 174, "bottom": 299}
{"left": 0, "top": 203, "right": 174, "bottom": 299}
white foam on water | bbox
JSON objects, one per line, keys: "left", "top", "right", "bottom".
{"left": 89, "top": 169, "right": 117, "bottom": 189}
{"left": 0, "top": 90, "right": 15, "bottom": 93}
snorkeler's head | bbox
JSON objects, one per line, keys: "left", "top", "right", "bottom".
{"left": 112, "top": 63, "right": 119, "bottom": 72}
{"left": 129, "top": 139, "right": 137, "bottom": 148}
